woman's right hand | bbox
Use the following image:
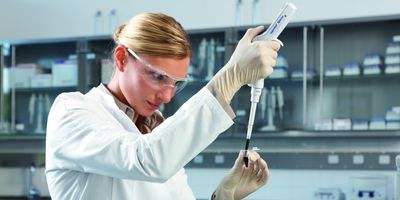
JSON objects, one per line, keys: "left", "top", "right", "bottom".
{"left": 207, "top": 26, "right": 281, "bottom": 104}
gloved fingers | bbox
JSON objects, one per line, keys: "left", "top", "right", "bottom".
{"left": 256, "top": 158, "right": 269, "bottom": 184}
{"left": 241, "top": 25, "right": 265, "bottom": 43}
{"left": 260, "top": 40, "right": 282, "bottom": 52}
{"left": 241, "top": 158, "right": 255, "bottom": 185}
{"left": 260, "top": 47, "right": 278, "bottom": 66}
{"left": 235, "top": 150, "right": 245, "bottom": 169}
{"left": 249, "top": 151, "right": 261, "bottom": 176}
{"left": 270, "top": 38, "right": 284, "bottom": 47}
{"left": 242, "top": 150, "right": 259, "bottom": 176}
{"left": 252, "top": 159, "right": 260, "bottom": 177}
{"left": 247, "top": 150, "right": 261, "bottom": 161}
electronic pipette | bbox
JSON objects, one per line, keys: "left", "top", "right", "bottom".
{"left": 243, "top": 2, "right": 297, "bottom": 167}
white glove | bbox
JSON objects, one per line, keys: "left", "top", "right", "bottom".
{"left": 207, "top": 26, "right": 281, "bottom": 103}
{"left": 212, "top": 150, "right": 269, "bottom": 200}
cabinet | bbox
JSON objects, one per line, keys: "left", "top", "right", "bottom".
{"left": 1, "top": 16, "right": 400, "bottom": 165}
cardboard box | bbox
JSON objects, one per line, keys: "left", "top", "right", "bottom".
{"left": 52, "top": 60, "right": 77, "bottom": 87}
{"left": 13, "top": 63, "right": 43, "bottom": 88}
{"left": 31, "top": 74, "right": 52, "bottom": 88}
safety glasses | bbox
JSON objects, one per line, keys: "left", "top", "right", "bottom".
{"left": 126, "top": 47, "right": 188, "bottom": 94}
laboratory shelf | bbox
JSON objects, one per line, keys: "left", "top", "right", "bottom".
{"left": 186, "top": 80, "right": 208, "bottom": 87}
{"left": 0, "top": 133, "right": 45, "bottom": 140}
{"left": 324, "top": 73, "right": 400, "bottom": 81}
{"left": 185, "top": 77, "right": 317, "bottom": 88}
{"left": 231, "top": 130, "right": 400, "bottom": 139}
{"left": 14, "top": 86, "right": 76, "bottom": 93}
{"left": 0, "top": 133, "right": 45, "bottom": 154}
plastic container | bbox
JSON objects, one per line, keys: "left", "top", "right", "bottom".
{"left": 386, "top": 42, "right": 400, "bottom": 54}
{"left": 385, "top": 54, "right": 400, "bottom": 65}
{"left": 333, "top": 118, "right": 351, "bottom": 131}
{"left": 387, "top": 120, "right": 400, "bottom": 130}
{"left": 363, "top": 54, "right": 383, "bottom": 66}
{"left": 343, "top": 63, "right": 361, "bottom": 76}
{"left": 352, "top": 120, "right": 369, "bottom": 130}
{"left": 325, "top": 66, "right": 342, "bottom": 77}
{"left": 369, "top": 117, "right": 386, "bottom": 130}
{"left": 291, "top": 67, "right": 316, "bottom": 79}
{"left": 363, "top": 65, "right": 382, "bottom": 75}
{"left": 385, "top": 64, "right": 400, "bottom": 74}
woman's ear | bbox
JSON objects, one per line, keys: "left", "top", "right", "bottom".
{"left": 114, "top": 44, "right": 127, "bottom": 72}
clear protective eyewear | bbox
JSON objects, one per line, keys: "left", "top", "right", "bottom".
{"left": 126, "top": 47, "right": 188, "bottom": 94}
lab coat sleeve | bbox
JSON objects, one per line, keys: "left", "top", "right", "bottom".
{"left": 46, "top": 88, "right": 233, "bottom": 182}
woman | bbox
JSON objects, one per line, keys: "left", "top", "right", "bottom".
{"left": 45, "top": 12, "right": 280, "bottom": 199}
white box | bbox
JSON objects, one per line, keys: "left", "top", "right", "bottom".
{"left": 325, "top": 68, "right": 341, "bottom": 77}
{"left": 386, "top": 121, "right": 400, "bottom": 130}
{"left": 353, "top": 155, "right": 364, "bottom": 164}
{"left": 13, "top": 63, "right": 43, "bottom": 88}
{"left": 31, "top": 74, "right": 52, "bottom": 88}
{"left": 369, "top": 118, "right": 386, "bottom": 130}
{"left": 385, "top": 64, "right": 400, "bottom": 74}
{"left": 2, "top": 67, "right": 11, "bottom": 93}
{"left": 101, "top": 59, "right": 113, "bottom": 83}
{"left": 314, "top": 119, "right": 332, "bottom": 131}
{"left": 378, "top": 155, "right": 391, "bottom": 165}
{"left": 363, "top": 54, "right": 383, "bottom": 66}
{"left": 363, "top": 65, "right": 382, "bottom": 75}
{"left": 385, "top": 54, "right": 400, "bottom": 65}
{"left": 291, "top": 69, "right": 316, "bottom": 79}
{"left": 349, "top": 176, "right": 388, "bottom": 200}
{"left": 352, "top": 120, "right": 369, "bottom": 130}
{"left": 343, "top": 64, "right": 361, "bottom": 76}
{"left": 333, "top": 118, "right": 351, "bottom": 131}
{"left": 52, "top": 60, "right": 77, "bottom": 87}
{"left": 386, "top": 42, "right": 400, "bottom": 54}
{"left": 327, "top": 155, "right": 339, "bottom": 164}
{"left": 386, "top": 110, "right": 400, "bottom": 121}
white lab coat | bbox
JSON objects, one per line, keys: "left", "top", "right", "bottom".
{"left": 45, "top": 85, "right": 233, "bottom": 200}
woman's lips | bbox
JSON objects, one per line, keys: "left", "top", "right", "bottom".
{"left": 147, "top": 101, "right": 160, "bottom": 110}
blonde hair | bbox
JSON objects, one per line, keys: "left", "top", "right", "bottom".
{"left": 113, "top": 12, "right": 191, "bottom": 59}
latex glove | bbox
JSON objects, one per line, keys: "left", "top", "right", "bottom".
{"left": 212, "top": 150, "right": 269, "bottom": 200}
{"left": 207, "top": 26, "right": 281, "bottom": 103}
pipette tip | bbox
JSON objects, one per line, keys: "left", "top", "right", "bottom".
{"left": 243, "top": 152, "right": 249, "bottom": 167}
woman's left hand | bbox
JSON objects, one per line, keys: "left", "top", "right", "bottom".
{"left": 213, "top": 150, "right": 269, "bottom": 200}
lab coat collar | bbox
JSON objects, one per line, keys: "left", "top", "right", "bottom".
{"left": 97, "top": 84, "right": 136, "bottom": 120}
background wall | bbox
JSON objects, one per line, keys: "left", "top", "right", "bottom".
{"left": 1, "top": 0, "right": 400, "bottom": 41}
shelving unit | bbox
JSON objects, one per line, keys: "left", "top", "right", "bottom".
{"left": 0, "top": 16, "right": 399, "bottom": 166}
{"left": 232, "top": 130, "right": 400, "bottom": 139}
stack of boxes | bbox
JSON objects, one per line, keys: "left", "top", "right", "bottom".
{"left": 385, "top": 36, "right": 400, "bottom": 74}
{"left": 4, "top": 59, "right": 78, "bottom": 89}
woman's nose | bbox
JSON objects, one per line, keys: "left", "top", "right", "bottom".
{"left": 156, "top": 87, "right": 176, "bottom": 103}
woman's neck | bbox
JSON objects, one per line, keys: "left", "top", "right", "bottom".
{"left": 106, "top": 78, "right": 139, "bottom": 123}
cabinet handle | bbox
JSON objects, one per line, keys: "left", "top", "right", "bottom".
{"left": 319, "top": 26, "right": 325, "bottom": 123}
{"left": 11, "top": 45, "right": 16, "bottom": 132}
{"left": 303, "top": 26, "right": 308, "bottom": 126}
{"left": 0, "top": 45, "right": 4, "bottom": 128}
